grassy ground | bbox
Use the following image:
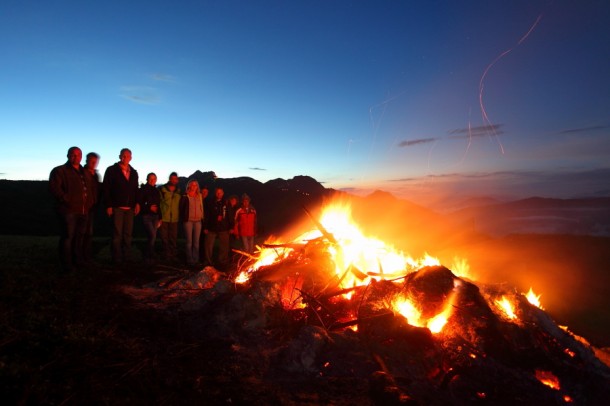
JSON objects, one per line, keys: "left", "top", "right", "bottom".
{"left": 0, "top": 236, "right": 253, "bottom": 404}
{"left": 1, "top": 234, "right": 609, "bottom": 404}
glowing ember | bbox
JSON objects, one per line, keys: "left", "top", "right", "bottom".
{"left": 535, "top": 370, "right": 561, "bottom": 390}
{"left": 525, "top": 287, "right": 543, "bottom": 309}
{"left": 495, "top": 296, "right": 517, "bottom": 320}
{"left": 235, "top": 271, "right": 250, "bottom": 284}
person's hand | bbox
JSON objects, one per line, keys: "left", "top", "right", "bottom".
{"left": 134, "top": 203, "right": 141, "bottom": 215}
{"left": 106, "top": 207, "right": 113, "bottom": 217}
{"left": 150, "top": 204, "right": 158, "bottom": 213}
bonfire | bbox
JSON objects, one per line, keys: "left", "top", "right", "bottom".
{"left": 129, "top": 201, "right": 610, "bottom": 404}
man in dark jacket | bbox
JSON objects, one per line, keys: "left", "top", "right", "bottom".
{"left": 139, "top": 172, "right": 161, "bottom": 265}
{"left": 203, "top": 186, "right": 234, "bottom": 270}
{"left": 49, "top": 146, "right": 95, "bottom": 273}
{"left": 103, "top": 148, "right": 140, "bottom": 265}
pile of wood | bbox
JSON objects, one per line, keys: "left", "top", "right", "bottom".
{"left": 125, "top": 234, "right": 610, "bottom": 404}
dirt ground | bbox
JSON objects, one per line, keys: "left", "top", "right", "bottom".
{"left": 0, "top": 237, "right": 377, "bottom": 405}
{"left": 1, "top": 235, "right": 609, "bottom": 405}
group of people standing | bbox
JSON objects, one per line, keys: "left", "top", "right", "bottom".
{"left": 49, "top": 146, "right": 257, "bottom": 273}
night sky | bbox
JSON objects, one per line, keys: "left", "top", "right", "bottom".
{"left": 2, "top": 0, "right": 609, "bottom": 207}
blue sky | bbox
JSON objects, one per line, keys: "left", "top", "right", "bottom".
{"left": 1, "top": 0, "right": 609, "bottom": 207}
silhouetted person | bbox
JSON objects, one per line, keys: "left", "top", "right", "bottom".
{"left": 103, "top": 148, "right": 140, "bottom": 266}
{"left": 159, "top": 172, "right": 181, "bottom": 262}
{"left": 139, "top": 172, "right": 161, "bottom": 265}
{"left": 49, "top": 146, "right": 95, "bottom": 273}
{"left": 227, "top": 194, "right": 239, "bottom": 254}
{"left": 203, "top": 187, "right": 233, "bottom": 270}
{"left": 83, "top": 152, "right": 101, "bottom": 264}
{"left": 199, "top": 185, "right": 209, "bottom": 256}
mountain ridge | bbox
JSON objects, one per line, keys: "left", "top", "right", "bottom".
{"left": 1, "top": 174, "right": 609, "bottom": 238}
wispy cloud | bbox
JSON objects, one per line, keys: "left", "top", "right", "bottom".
{"left": 120, "top": 86, "right": 160, "bottom": 105}
{"left": 398, "top": 124, "right": 505, "bottom": 148}
{"left": 558, "top": 125, "right": 608, "bottom": 134}
{"left": 148, "top": 73, "right": 175, "bottom": 82}
{"left": 448, "top": 124, "right": 504, "bottom": 139}
{"left": 398, "top": 137, "right": 437, "bottom": 147}
{"left": 249, "top": 167, "right": 267, "bottom": 171}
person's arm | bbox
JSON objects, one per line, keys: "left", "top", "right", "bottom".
{"left": 103, "top": 167, "right": 114, "bottom": 216}
{"left": 48, "top": 167, "right": 65, "bottom": 203}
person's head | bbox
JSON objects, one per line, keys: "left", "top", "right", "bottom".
{"left": 228, "top": 195, "right": 238, "bottom": 207}
{"left": 85, "top": 152, "right": 100, "bottom": 169}
{"left": 186, "top": 179, "right": 200, "bottom": 195}
{"left": 118, "top": 148, "right": 132, "bottom": 166}
{"left": 168, "top": 172, "right": 179, "bottom": 186}
{"left": 67, "top": 147, "right": 82, "bottom": 167}
{"left": 241, "top": 193, "right": 251, "bottom": 207}
{"left": 146, "top": 172, "right": 157, "bottom": 186}
{"left": 201, "top": 186, "right": 209, "bottom": 199}
{"left": 215, "top": 187, "right": 224, "bottom": 200}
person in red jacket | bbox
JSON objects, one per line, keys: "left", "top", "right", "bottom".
{"left": 233, "top": 194, "right": 257, "bottom": 254}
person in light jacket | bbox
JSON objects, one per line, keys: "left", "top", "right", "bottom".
{"left": 180, "top": 179, "right": 204, "bottom": 267}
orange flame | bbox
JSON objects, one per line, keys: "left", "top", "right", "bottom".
{"left": 525, "top": 287, "right": 543, "bottom": 309}
{"left": 495, "top": 296, "right": 517, "bottom": 320}
{"left": 535, "top": 369, "right": 561, "bottom": 390}
{"left": 239, "top": 202, "right": 441, "bottom": 289}
{"left": 427, "top": 312, "right": 449, "bottom": 334}
{"left": 393, "top": 281, "right": 459, "bottom": 334}
{"left": 392, "top": 296, "right": 423, "bottom": 327}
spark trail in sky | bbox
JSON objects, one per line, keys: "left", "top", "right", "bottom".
{"left": 478, "top": 14, "right": 544, "bottom": 155}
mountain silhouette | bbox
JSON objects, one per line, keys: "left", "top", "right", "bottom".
{"left": 1, "top": 175, "right": 609, "bottom": 240}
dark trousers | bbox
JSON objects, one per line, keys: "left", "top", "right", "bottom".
{"left": 159, "top": 221, "right": 178, "bottom": 260}
{"left": 111, "top": 207, "right": 134, "bottom": 263}
{"left": 142, "top": 214, "right": 159, "bottom": 262}
{"left": 82, "top": 209, "right": 95, "bottom": 262}
{"left": 57, "top": 211, "right": 88, "bottom": 271}
{"left": 204, "top": 230, "right": 230, "bottom": 268}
